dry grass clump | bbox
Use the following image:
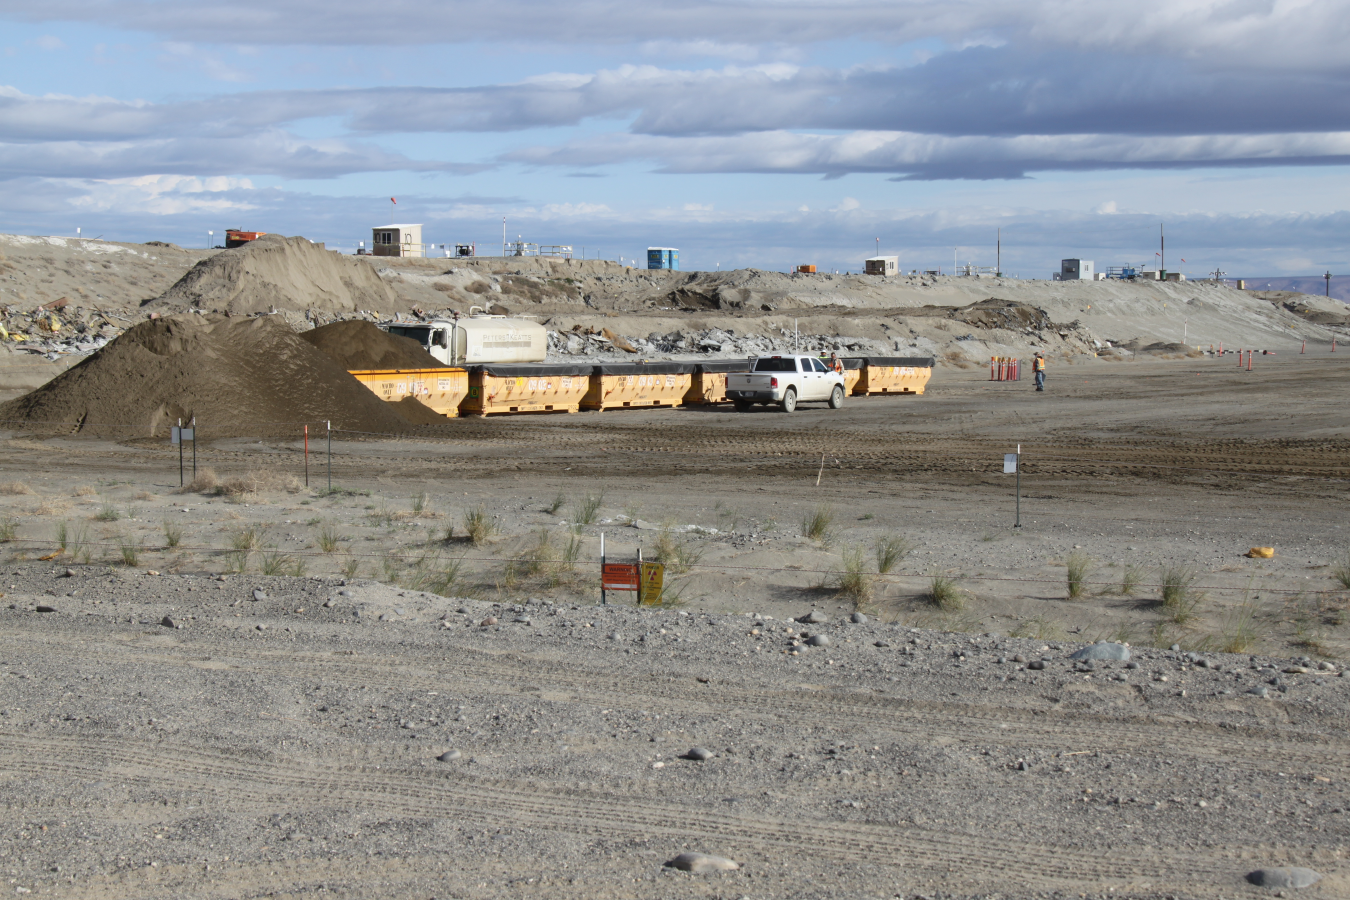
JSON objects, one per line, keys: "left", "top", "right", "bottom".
{"left": 33, "top": 499, "right": 70, "bottom": 517}
{"left": 1159, "top": 565, "right": 1202, "bottom": 624}
{"left": 178, "top": 468, "right": 304, "bottom": 497}
{"left": 463, "top": 505, "right": 496, "bottom": 546}
{"left": 0, "top": 481, "right": 35, "bottom": 495}
{"left": 801, "top": 504, "right": 834, "bottom": 542}
{"left": 834, "top": 545, "right": 876, "bottom": 610}
{"left": 926, "top": 573, "right": 965, "bottom": 611}
{"left": 1065, "top": 551, "right": 1092, "bottom": 600}
{"left": 72, "top": 485, "right": 98, "bottom": 497}
{"left": 654, "top": 525, "right": 703, "bottom": 576}
{"left": 874, "top": 534, "right": 912, "bottom": 574}
{"left": 1332, "top": 552, "right": 1350, "bottom": 590}
{"left": 1220, "top": 600, "right": 1260, "bottom": 654}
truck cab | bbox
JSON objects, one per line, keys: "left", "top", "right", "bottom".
{"left": 724, "top": 355, "right": 847, "bottom": 413}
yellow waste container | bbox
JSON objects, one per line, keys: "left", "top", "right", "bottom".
{"left": 461, "top": 364, "right": 590, "bottom": 416}
{"left": 582, "top": 362, "right": 693, "bottom": 411}
{"left": 687, "top": 360, "right": 752, "bottom": 404}
{"left": 348, "top": 367, "right": 468, "bottom": 417}
{"left": 840, "top": 358, "right": 864, "bottom": 395}
{"left": 854, "top": 356, "right": 935, "bottom": 395}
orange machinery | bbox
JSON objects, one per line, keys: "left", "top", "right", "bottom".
{"left": 225, "top": 229, "right": 266, "bottom": 248}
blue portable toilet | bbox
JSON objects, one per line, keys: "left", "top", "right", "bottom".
{"left": 647, "top": 247, "right": 678, "bottom": 271}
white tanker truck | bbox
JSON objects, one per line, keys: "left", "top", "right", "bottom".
{"left": 386, "top": 307, "right": 547, "bottom": 366}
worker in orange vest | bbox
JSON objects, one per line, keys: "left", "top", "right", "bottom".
{"left": 828, "top": 352, "right": 844, "bottom": 374}
{"left": 1032, "top": 352, "right": 1046, "bottom": 391}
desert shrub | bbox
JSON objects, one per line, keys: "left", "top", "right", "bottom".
{"left": 0, "top": 481, "right": 34, "bottom": 495}
{"left": 835, "top": 545, "right": 876, "bottom": 610}
{"left": 927, "top": 573, "right": 965, "bottom": 611}
{"left": 801, "top": 504, "right": 834, "bottom": 542}
{"left": 1066, "top": 551, "right": 1092, "bottom": 600}
{"left": 874, "top": 534, "right": 912, "bottom": 574}
{"left": 574, "top": 492, "right": 603, "bottom": 526}
{"left": 463, "top": 505, "right": 495, "bottom": 545}
{"left": 1160, "top": 565, "right": 1202, "bottom": 624}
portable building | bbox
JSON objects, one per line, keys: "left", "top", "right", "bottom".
{"left": 1058, "top": 259, "right": 1095, "bottom": 280}
{"left": 647, "top": 248, "right": 679, "bottom": 270}
{"left": 225, "top": 230, "right": 266, "bottom": 249}
{"left": 796, "top": 265, "right": 817, "bottom": 274}
{"left": 865, "top": 256, "right": 898, "bottom": 275}
{"left": 371, "top": 224, "right": 424, "bottom": 258}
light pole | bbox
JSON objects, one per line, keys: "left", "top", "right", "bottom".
{"left": 208, "top": 230, "right": 213, "bottom": 250}
{"left": 1327, "top": 271, "right": 1333, "bottom": 297}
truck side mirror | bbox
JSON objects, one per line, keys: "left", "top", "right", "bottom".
{"left": 435, "top": 331, "right": 447, "bottom": 348}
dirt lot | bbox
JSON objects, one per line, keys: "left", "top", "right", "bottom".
{"left": 1, "top": 357, "right": 1348, "bottom": 898}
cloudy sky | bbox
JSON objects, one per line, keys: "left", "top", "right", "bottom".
{"left": 1, "top": 0, "right": 1347, "bottom": 276}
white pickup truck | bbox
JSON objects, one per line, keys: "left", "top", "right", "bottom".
{"left": 725, "top": 355, "right": 847, "bottom": 413}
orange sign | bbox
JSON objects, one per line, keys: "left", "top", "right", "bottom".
{"left": 602, "top": 563, "right": 639, "bottom": 591}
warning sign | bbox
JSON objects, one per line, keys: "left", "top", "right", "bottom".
{"left": 639, "top": 562, "right": 664, "bottom": 605}
{"left": 602, "top": 563, "right": 639, "bottom": 591}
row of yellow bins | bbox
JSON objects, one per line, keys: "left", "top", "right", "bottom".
{"left": 349, "top": 356, "right": 934, "bottom": 418}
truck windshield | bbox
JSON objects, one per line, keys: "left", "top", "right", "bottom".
{"left": 753, "top": 358, "right": 799, "bottom": 372}
{"left": 388, "top": 325, "right": 432, "bottom": 347}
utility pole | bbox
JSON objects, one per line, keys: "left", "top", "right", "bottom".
{"left": 997, "top": 228, "right": 1001, "bottom": 277}
{"left": 501, "top": 217, "right": 506, "bottom": 257}
{"left": 1327, "top": 271, "right": 1333, "bottom": 297}
{"left": 1160, "top": 223, "right": 1165, "bottom": 279}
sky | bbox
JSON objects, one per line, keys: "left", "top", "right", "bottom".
{"left": 0, "top": 1, "right": 1347, "bottom": 277}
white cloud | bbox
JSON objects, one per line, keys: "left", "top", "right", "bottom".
{"left": 69, "top": 174, "right": 259, "bottom": 214}
{"left": 34, "top": 35, "right": 65, "bottom": 51}
{"left": 1096, "top": 201, "right": 1117, "bottom": 214}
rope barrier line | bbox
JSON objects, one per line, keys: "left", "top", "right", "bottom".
{"left": 8, "top": 538, "right": 1343, "bottom": 598}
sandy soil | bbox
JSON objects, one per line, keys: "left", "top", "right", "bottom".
{"left": 0, "top": 358, "right": 1347, "bottom": 898}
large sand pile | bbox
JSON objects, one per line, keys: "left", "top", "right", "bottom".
{"left": 149, "top": 234, "right": 400, "bottom": 316}
{"left": 300, "top": 320, "right": 441, "bottom": 370}
{"left": 0, "top": 313, "right": 415, "bottom": 436}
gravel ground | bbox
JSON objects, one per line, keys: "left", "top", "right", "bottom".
{"left": 0, "top": 564, "right": 1346, "bottom": 899}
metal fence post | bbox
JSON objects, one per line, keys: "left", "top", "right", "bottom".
{"left": 600, "top": 531, "right": 606, "bottom": 606}
{"left": 326, "top": 420, "right": 332, "bottom": 492}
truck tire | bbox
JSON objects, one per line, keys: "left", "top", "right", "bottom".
{"left": 780, "top": 388, "right": 797, "bottom": 413}
{"left": 828, "top": 385, "right": 844, "bottom": 409}
{"left": 733, "top": 399, "right": 751, "bottom": 412}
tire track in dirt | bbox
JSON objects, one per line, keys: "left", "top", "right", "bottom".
{"left": 0, "top": 731, "right": 1243, "bottom": 894}
{"left": 6, "top": 627, "right": 1343, "bottom": 775}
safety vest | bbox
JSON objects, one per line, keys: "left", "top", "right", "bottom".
{"left": 1033, "top": 357, "right": 1045, "bottom": 372}
{"left": 830, "top": 359, "right": 844, "bottom": 374}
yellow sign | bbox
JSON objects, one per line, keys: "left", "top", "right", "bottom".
{"left": 639, "top": 562, "right": 664, "bottom": 605}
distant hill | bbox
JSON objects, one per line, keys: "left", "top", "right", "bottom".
{"left": 1240, "top": 275, "right": 1350, "bottom": 303}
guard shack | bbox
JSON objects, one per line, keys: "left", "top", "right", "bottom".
{"left": 371, "top": 224, "right": 424, "bottom": 258}
{"left": 865, "top": 256, "right": 898, "bottom": 275}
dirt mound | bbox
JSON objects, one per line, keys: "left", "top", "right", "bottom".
{"left": 148, "top": 234, "right": 400, "bottom": 316}
{"left": 0, "top": 313, "right": 413, "bottom": 436}
{"left": 301, "top": 320, "right": 441, "bottom": 370}
{"left": 391, "top": 396, "right": 446, "bottom": 424}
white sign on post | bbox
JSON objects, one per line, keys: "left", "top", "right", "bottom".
{"left": 1003, "top": 453, "right": 1018, "bottom": 474}
{"left": 171, "top": 426, "right": 181, "bottom": 445}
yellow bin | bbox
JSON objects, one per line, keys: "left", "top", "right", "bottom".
{"left": 687, "top": 360, "right": 752, "bottom": 404}
{"left": 840, "top": 358, "right": 864, "bottom": 396}
{"left": 582, "top": 362, "right": 693, "bottom": 411}
{"left": 348, "top": 367, "right": 468, "bottom": 417}
{"left": 461, "top": 363, "right": 590, "bottom": 416}
{"left": 854, "top": 356, "right": 935, "bottom": 396}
